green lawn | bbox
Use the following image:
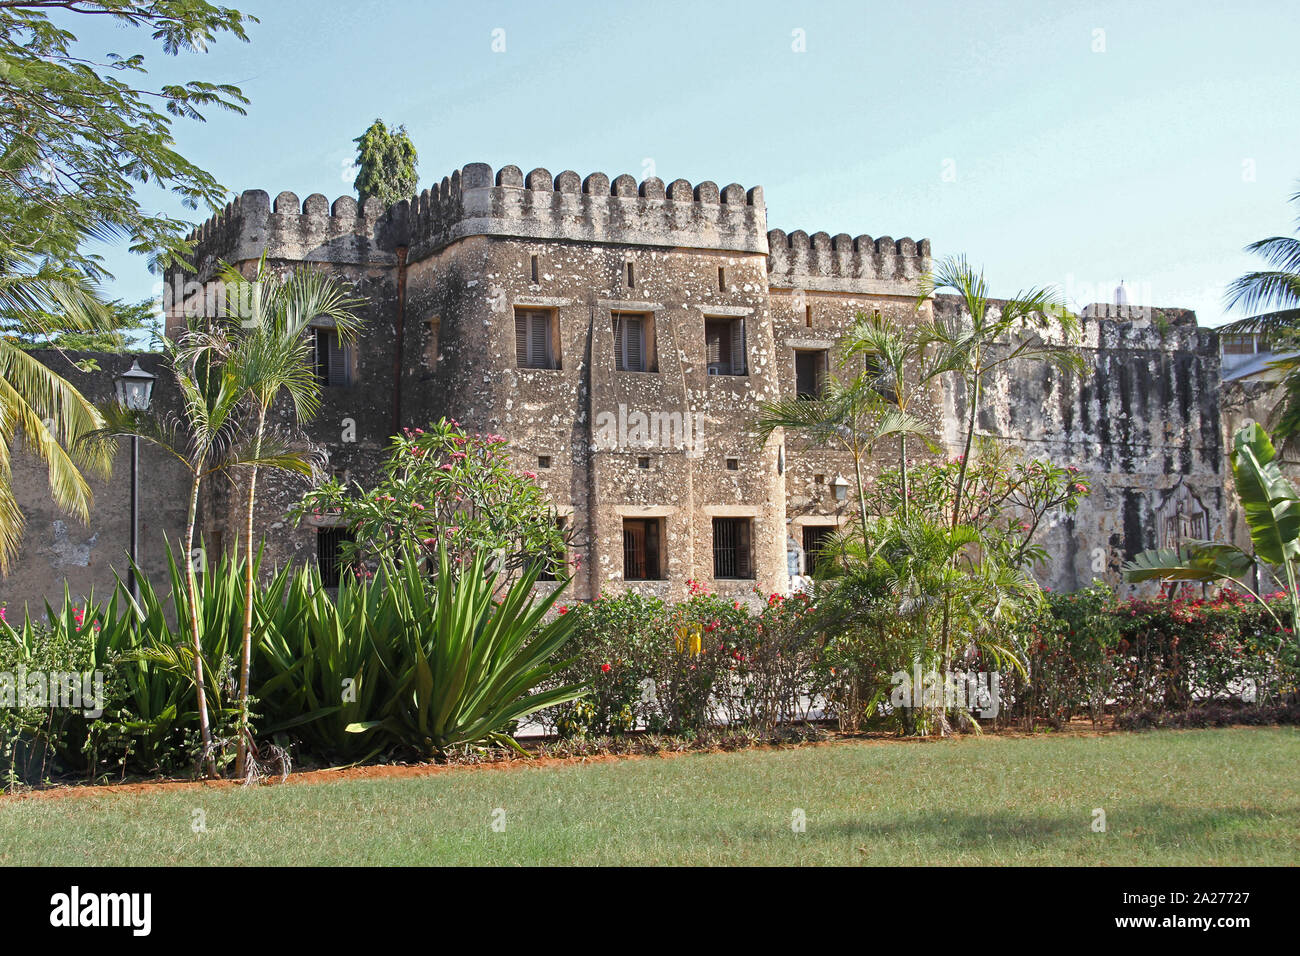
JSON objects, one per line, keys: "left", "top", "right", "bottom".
{"left": 1, "top": 727, "right": 1295, "bottom": 865}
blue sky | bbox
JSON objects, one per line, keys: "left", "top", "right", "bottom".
{"left": 74, "top": 0, "right": 1300, "bottom": 326}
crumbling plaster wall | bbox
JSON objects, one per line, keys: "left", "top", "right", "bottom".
{"left": 934, "top": 297, "right": 1225, "bottom": 593}
{"left": 2, "top": 352, "right": 190, "bottom": 616}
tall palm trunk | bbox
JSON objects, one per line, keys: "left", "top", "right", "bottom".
{"left": 950, "top": 373, "right": 982, "bottom": 532}
{"left": 937, "top": 372, "right": 982, "bottom": 734}
{"left": 900, "top": 434, "right": 909, "bottom": 519}
{"left": 182, "top": 472, "right": 218, "bottom": 778}
{"left": 235, "top": 409, "right": 266, "bottom": 779}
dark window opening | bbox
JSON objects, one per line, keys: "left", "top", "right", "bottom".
{"left": 795, "top": 349, "right": 827, "bottom": 399}
{"left": 313, "top": 328, "right": 351, "bottom": 387}
{"left": 538, "top": 455, "right": 552, "bottom": 469}
{"left": 317, "top": 526, "right": 354, "bottom": 588}
{"left": 712, "top": 517, "right": 753, "bottom": 579}
{"left": 802, "top": 524, "right": 834, "bottom": 575}
{"left": 623, "top": 518, "right": 663, "bottom": 580}
{"left": 637, "top": 455, "right": 651, "bottom": 469}
{"left": 515, "top": 308, "right": 558, "bottom": 369}
{"left": 725, "top": 457, "right": 739, "bottom": 471}
{"left": 705, "top": 317, "right": 745, "bottom": 375}
{"left": 626, "top": 262, "right": 635, "bottom": 288}
{"left": 530, "top": 254, "right": 539, "bottom": 284}
{"left": 805, "top": 304, "right": 813, "bottom": 327}
{"left": 718, "top": 267, "right": 726, "bottom": 291}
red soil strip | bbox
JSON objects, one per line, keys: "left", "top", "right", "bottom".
{"left": 0, "top": 719, "right": 1122, "bottom": 805}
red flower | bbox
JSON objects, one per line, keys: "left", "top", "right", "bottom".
{"left": 557, "top": 605, "right": 569, "bottom": 615}
{"left": 601, "top": 663, "right": 611, "bottom": 673}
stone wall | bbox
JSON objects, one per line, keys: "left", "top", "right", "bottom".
{"left": 935, "top": 298, "right": 1226, "bottom": 593}
{"left": 2, "top": 351, "right": 190, "bottom": 615}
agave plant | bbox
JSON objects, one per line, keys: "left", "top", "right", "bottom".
{"left": 254, "top": 563, "right": 392, "bottom": 763}
{"left": 347, "top": 546, "right": 583, "bottom": 756}
{"left": 1124, "top": 422, "right": 1300, "bottom": 648}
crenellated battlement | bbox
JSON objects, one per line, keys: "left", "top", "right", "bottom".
{"left": 179, "top": 164, "right": 934, "bottom": 288}
{"left": 766, "top": 229, "right": 931, "bottom": 293}
{"left": 181, "top": 188, "right": 397, "bottom": 277}
{"left": 390, "top": 162, "right": 769, "bottom": 258}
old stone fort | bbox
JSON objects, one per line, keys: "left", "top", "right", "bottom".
{"left": 7, "top": 161, "right": 1258, "bottom": 609}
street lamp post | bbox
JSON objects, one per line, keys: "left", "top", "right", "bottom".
{"left": 115, "top": 360, "right": 156, "bottom": 601}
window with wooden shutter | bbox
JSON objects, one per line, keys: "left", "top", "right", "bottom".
{"left": 514, "top": 309, "right": 556, "bottom": 368}
{"left": 795, "top": 350, "right": 826, "bottom": 399}
{"left": 613, "top": 312, "right": 650, "bottom": 372}
{"left": 705, "top": 317, "right": 745, "bottom": 375}
{"left": 313, "top": 328, "right": 351, "bottom": 387}
{"left": 730, "top": 317, "right": 746, "bottom": 375}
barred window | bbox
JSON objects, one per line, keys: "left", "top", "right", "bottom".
{"left": 713, "top": 517, "right": 753, "bottom": 579}
{"left": 623, "top": 518, "right": 663, "bottom": 580}
{"left": 317, "top": 526, "right": 354, "bottom": 588}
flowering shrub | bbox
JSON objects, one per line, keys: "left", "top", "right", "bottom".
{"left": 541, "top": 583, "right": 822, "bottom": 736}
{"left": 1000, "top": 583, "right": 1298, "bottom": 729}
{"left": 292, "top": 418, "right": 567, "bottom": 579}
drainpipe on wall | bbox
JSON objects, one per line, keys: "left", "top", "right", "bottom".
{"left": 392, "top": 246, "right": 409, "bottom": 436}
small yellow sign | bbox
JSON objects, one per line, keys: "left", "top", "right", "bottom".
{"left": 676, "top": 622, "right": 703, "bottom": 656}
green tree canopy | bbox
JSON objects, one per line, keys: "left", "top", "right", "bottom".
{"left": 352, "top": 119, "right": 418, "bottom": 208}
{"left": 2, "top": 296, "right": 163, "bottom": 353}
{"left": 0, "top": 1, "right": 255, "bottom": 276}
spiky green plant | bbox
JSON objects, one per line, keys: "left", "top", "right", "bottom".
{"left": 345, "top": 546, "right": 583, "bottom": 756}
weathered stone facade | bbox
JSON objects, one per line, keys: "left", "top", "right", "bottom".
{"left": 2, "top": 163, "right": 1229, "bottom": 611}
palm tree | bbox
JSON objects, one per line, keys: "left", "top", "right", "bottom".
{"left": 1221, "top": 188, "right": 1300, "bottom": 442}
{"left": 83, "top": 322, "right": 313, "bottom": 777}
{"left": 840, "top": 310, "right": 935, "bottom": 517}
{"left": 917, "top": 256, "right": 1083, "bottom": 531}
{"left": 1125, "top": 421, "right": 1300, "bottom": 656}
{"left": 757, "top": 369, "right": 931, "bottom": 554}
{"left": 0, "top": 260, "right": 114, "bottom": 574}
{"left": 815, "top": 512, "right": 1033, "bottom": 734}
{"left": 218, "top": 260, "right": 362, "bottom": 780}
{"left": 916, "top": 257, "right": 1082, "bottom": 680}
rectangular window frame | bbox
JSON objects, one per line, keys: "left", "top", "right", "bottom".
{"left": 704, "top": 316, "right": 746, "bottom": 376}
{"left": 712, "top": 517, "right": 754, "bottom": 580}
{"left": 612, "top": 310, "right": 657, "bottom": 373}
{"left": 794, "top": 349, "right": 828, "bottom": 400}
{"left": 515, "top": 307, "right": 561, "bottom": 370}
{"left": 623, "top": 517, "right": 663, "bottom": 580}
{"left": 312, "top": 326, "right": 353, "bottom": 387}
{"left": 316, "top": 526, "right": 355, "bottom": 588}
